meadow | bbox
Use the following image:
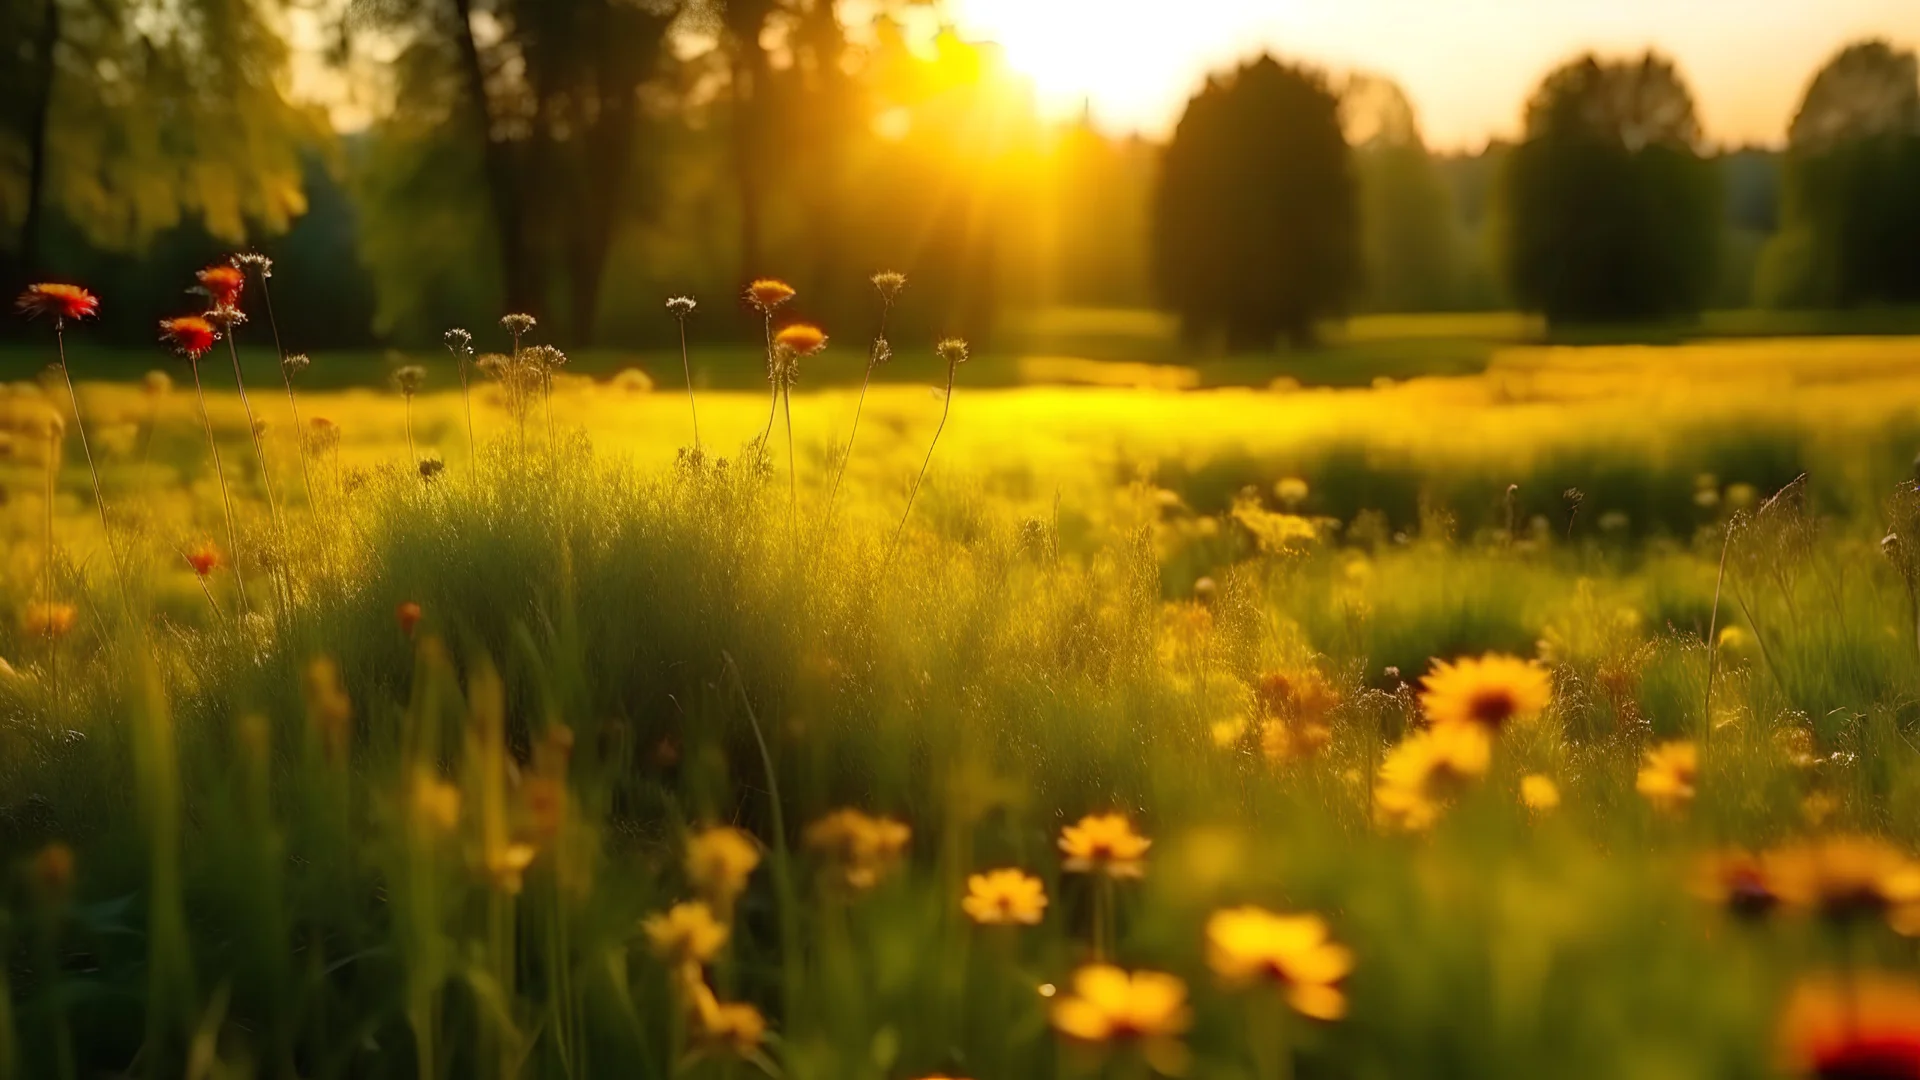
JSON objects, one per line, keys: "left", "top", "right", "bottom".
{"left": 5, "top": 274, "right": 1920, "bottom": 1079}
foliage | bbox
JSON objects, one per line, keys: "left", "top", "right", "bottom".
{"left": 1496, "top": 52, "right": 1721, "bottom": 325}
{"left": 1153, "top": 55, "right": 1360, "bottom": 348}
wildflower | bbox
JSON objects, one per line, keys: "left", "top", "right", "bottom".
{"left": 1205, "top": 906, "right": 1353, "bottom": 1020}
{"left": 803, "top": 809, "right": 911, "bottom": 889}
{"left": 412, "top": 769, "right": 461, "bottom": 833}
{"left": 1059, "top": 814, "right": 1151, "bottom": 878}
{"left": 392, "top": 365, "right": 427, "bottom": 397}
{"left": 483, "top": 839, "right": 539, "bottom": 894}
{"left": 231, "top": 251, "right": 273, "bottom": 277}
{"left": 1691, "top": 850, "right": 1779, "bottom": 920}
{"left": 666, "top": 296, "right": 697, "bottom": 318}
{"left": 1255, "top": 669, "right": 1341, "bottom": 723}
{"left": 22, "top": 601, "right": 77, "bottom": 640}
{"left": 1260, "top": 717, "right": 1332, "bottom": 763}
{"left": 282, "top": 353, "right": 310, "bottom": 378}
{"left": 1520, "top": 774, "right": 1560, "bottom": 811}
{"left": 15, "top": 283, "right": 99, "bottom": 323}
{"left": 159, "top": 316, "right": 220, "bottom": 360}
{"left": 196, "top": 264, "right": 246, "bottom": 306}
{"left": 872, "top": 270, "right": 907, "bottom": 302}
{"left": 1373, "top": 722, "right": 1492, "bottom": 832}
{"left": 1419, "top": 654, "right": 1552, "bottom": 733}
{"left": 963, "top": 868, "right": 1049, "bottom": 925}
{"left": 774, "top": 323, "right": 828, "bottom": 357}
{"left": 500, "top": 313, "right": 537, "bottom": 338}
{"left": 1780, "top": 973, "right": 1920, "bottom": 1080}
{"left": 1051, "top": 965, "right": 1191, "bottom": 1072}
{"left": 1275, "top": 476, "right": 1310, "bottom": 506}
{"left": 204, "top": 303, "right": 246, "bottom": 330}
{"left": 687, "top": 977, "right": 768, "bottom": 1055}
{"left": 686, "top": 826, "right": 760, "bottom": 912}
{"left": 644, "top": 901, "right": 729, "bottom": 966}
{"left": 31, "top": 842, "right": 75, "bottom": 902}
{"left": 1767, "top": 835, "right": 1920, "bottom": 933}
{"left": 418, "top": 457, "right": 445, "bottom": 481}
{"left": 937, "top": 337, "right": 970, "bottom": 368}
{"left": 185, "top": 540, "right": 223, "bottom": 578}
{"left": 443, "top": 328, "right": 472, "bottom": 354}
{"left": 396, "top": 602, "right": 423, "bottom": 637}
{"left": 746, "top": 279, "right": 795, "bottom": 312}
{"left": 1636, "top": 741, "right": 1698, "bottom": 814}
{"left": 525, "top": 344, "right": 567, "bottom": 374}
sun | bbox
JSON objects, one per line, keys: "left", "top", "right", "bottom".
{"left": 950, "top": 0, "right": 1204, "bottom": 131}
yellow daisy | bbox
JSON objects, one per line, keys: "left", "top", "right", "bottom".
{"left": 1419, "top": 654, "right": 1552, "bottom": 732}
{"left": 1205, "top": 906, "right": 1354, "bottom": 1020}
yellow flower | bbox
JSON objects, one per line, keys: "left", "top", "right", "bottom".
{"left": 803, "top": 809, "right": 910, "bottom": 889}
{"left": 1520, "top": 774, "right": 1560, "bottom": 812}
{"left": 687, "top": 977, "right": 768, "bottom": 1054}
{"left": 1779, "top": 972, "right": 1920, "bottom": 1079}
{"left": 482, "top": 839, "right": 538, "bottom": 894}
{"left": 1205, "top": 907, "right": 1353, "bottom": 1020}
{"left": 1275, "top": 476, "right": 1310, "bottom": 506}
{"left": 644, "top": 901, "right": 730, "bottom": 966}
{"left": 1766, "top": 835, "right": 1920, "bottom": 933}
{"left": 411, "top": 769, "right": 461, "bottom": 833}
{"left": 963, "top": 868, "right": 1049, "bottom": 925}
{"left": 22, "top": 600, "right": 76, "bottom": 640}
{"left": 1635, "top": 741, "right": 1698, "bottom": 813}
{"left": 746, "top": 279, "right": 796, "bottom": 312}
{"left": 1051, "top": 964, "right": 1191, "bottom": 1073}
{"left": 1059, "top": 814, "right": 1151, "bottom": 878}
{"left": 1372, "top": 723, "right": 1491, "bottom": 832}
{"left": 1419, "top": 654, "right": 1552, "bottom": 732}
{"left": 686, "top": 826, "right": 760, "bottom": 911}
{"left": 773, "top": 322, "right": 828, "bottom": 356}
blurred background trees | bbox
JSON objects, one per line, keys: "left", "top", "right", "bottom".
{"left": 1495, "top": 52, "right": 1720, "bottom": 326}
{"left": 1152, "top": 56, "right": 1357, "bottom": 347}
{"left": 1, "top": 3, "right": 1918, "bottom": 355}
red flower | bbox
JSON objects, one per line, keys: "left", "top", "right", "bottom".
{"left": 396, "top": 602, "right": 423, "bottom": 637}
{"left": 1784, "top": 974, "right": 1920, "bottom": 1080}
{"left": 185, "top": 541, "right": 223, "bottom": 578}
{"left": 159, "top": 316, "right": 220, "bottom": 360}
{"left": 197, "top": 264, "right": 246, "bottom": 307}
{"left": 15, "top": 283, "right": 99, "bottom": 323}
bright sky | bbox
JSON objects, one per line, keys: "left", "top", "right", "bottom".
{"left": 947, "top": 0, "right": 1920, "bottom": 150}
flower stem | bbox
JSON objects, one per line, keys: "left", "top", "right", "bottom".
{"left": 53, "top": 326, "right": 134, "bottom": 615}
{"left": 192, "top": 360, "right": 250, "bottom": 614}
{"left": 883, "top": 359, "right": 957, "bottom": 570}
{"left": 225, "top": 331, "right": 280, "bottom": 530}
{"left": 256, "top": 273, "right": 317, "bottom": 508}
{"left": 677, "top": 316, "right": 699, "bottom": 452}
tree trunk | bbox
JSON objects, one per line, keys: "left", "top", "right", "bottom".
{"left": 18, "top": 0, "right": 61, "bottom": 271}
{"left": 730, "top": 45, "right": 767, "bottom": 285}
{"left": 448, "top": 0, "right": 538, "bottom": 315}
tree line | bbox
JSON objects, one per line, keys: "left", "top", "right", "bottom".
{"left": 1, "top": 2, "right": 1917, "bottom": 350}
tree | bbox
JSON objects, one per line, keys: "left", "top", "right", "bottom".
{"left": 352, "top": 0, "right": 679, "bottom": 340}
{"left": 1152, "top": 55, "right": 1358, "bottom": 348}
{"left": 1758, "top": 41, "right": 1920, "bottom": 308}
{"left": 1345, "top": 73, "right": 1456, "bottom": 312}
{"left": 1, "top": 0, "right": 313, "bottom": 275}
{"left": 1497, "top": 52, "right": 1720, "bottom": 324}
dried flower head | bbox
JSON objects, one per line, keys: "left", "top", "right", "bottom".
{"left": 306, "top": 416, "right": 340, "bottom": 453}
{"left": 443, "top": 328, "right": 473, "bottom": 355}
{"left": 500, "top": 313, "right": 536, "bottom": 338}
{"left": 231, "top": 251, "right": 273, "bottom": 277}
{"left": 159, "top": 316, "right": 220, "bottom": 360}
{"left": 937, "top": 338, "right": 970, "bottom": 368}
{"left": 418, "top": 457, "right": 445, "bottom": 481}
{"left": 774, "top": 323, "right": 828, "bottom": 356}
{"left": 196, "top": 264, "right": 246, "bottom": 307}
{"left": 525, "top": 344, "right": 568, "bottom": 372}
{"left": 666, "top": 296, "right": 697, "bottom": 318}
{"left": 392, "top": 365, "right": 427, "bottom": 396}
{"left": 282, "top": 353, "right": 311, "bottom": 378}
{"left": 747, "top": 279, "right": 796, "bottom": 312}
{"left": 16, "top": 283, "right": 99, "bottom": 323}
{"left": 871, "top": 271, "right": 907, "bottom": 302}
{"left": 205, "top": 303, "right": 247, "bottom": 329}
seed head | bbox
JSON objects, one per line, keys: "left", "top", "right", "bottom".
{"left": 525, "top": 344, "right": 568, "bottom": 372}
{"left": 443, "top": 328, "right": 473, "bottom": 356}
{"left": 500, "top": 313, "right": 536, "bottom": 338}
{"left": 871, "top": 271, "right": 907, "bottom": 302}
{"left": 231, "top": 251, "right": 273, "bottom": 278}
{"left": 747, "top": 279, "right": 796, "bottom": 312}
{"left": 666, "top": 296, "right": 697, "bottom": 318}
{"left": 282, "top": 352, "right": 311, "bottom": 378}
{"left": 937, "top": 338, "right": 970, "bottom": 368}
{"left": 419, "top": 457, "right": 445, "bottom": 481}
{"left": 393, "top": 365, "right": 427, "bottom": 396}
{"left": 205, "top": 303, "right": 247, "bottom": 329}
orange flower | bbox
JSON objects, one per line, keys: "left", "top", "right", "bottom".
{"left": 197, "top": 264, "right": 246, "bottom": 307}
{"left": 774, "top": 323, "right": 828, "bottom": 356}
{"left": 185, "top": 541, "right": 223, "bottom": 578}
{"left": 159, "top": 316, "right": 219, "bottom": 359}
{"left": 396, "top": 602, "right": 423, "bottom": 637}
{"left": 1780, "top": 972, "right": 1920, "bottom": 1080}
{"left": 15, "top": 283, "right": 99, "bottom": 323}
{"left": 746, "top": 279, "right": 795, "bottom": 312}
{"left": 23, "top": 601, "right": 77, "bottom": 640}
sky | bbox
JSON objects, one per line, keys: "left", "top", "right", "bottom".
{"left": 945, "top": 0, "right": 1920, "bottom": 150}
